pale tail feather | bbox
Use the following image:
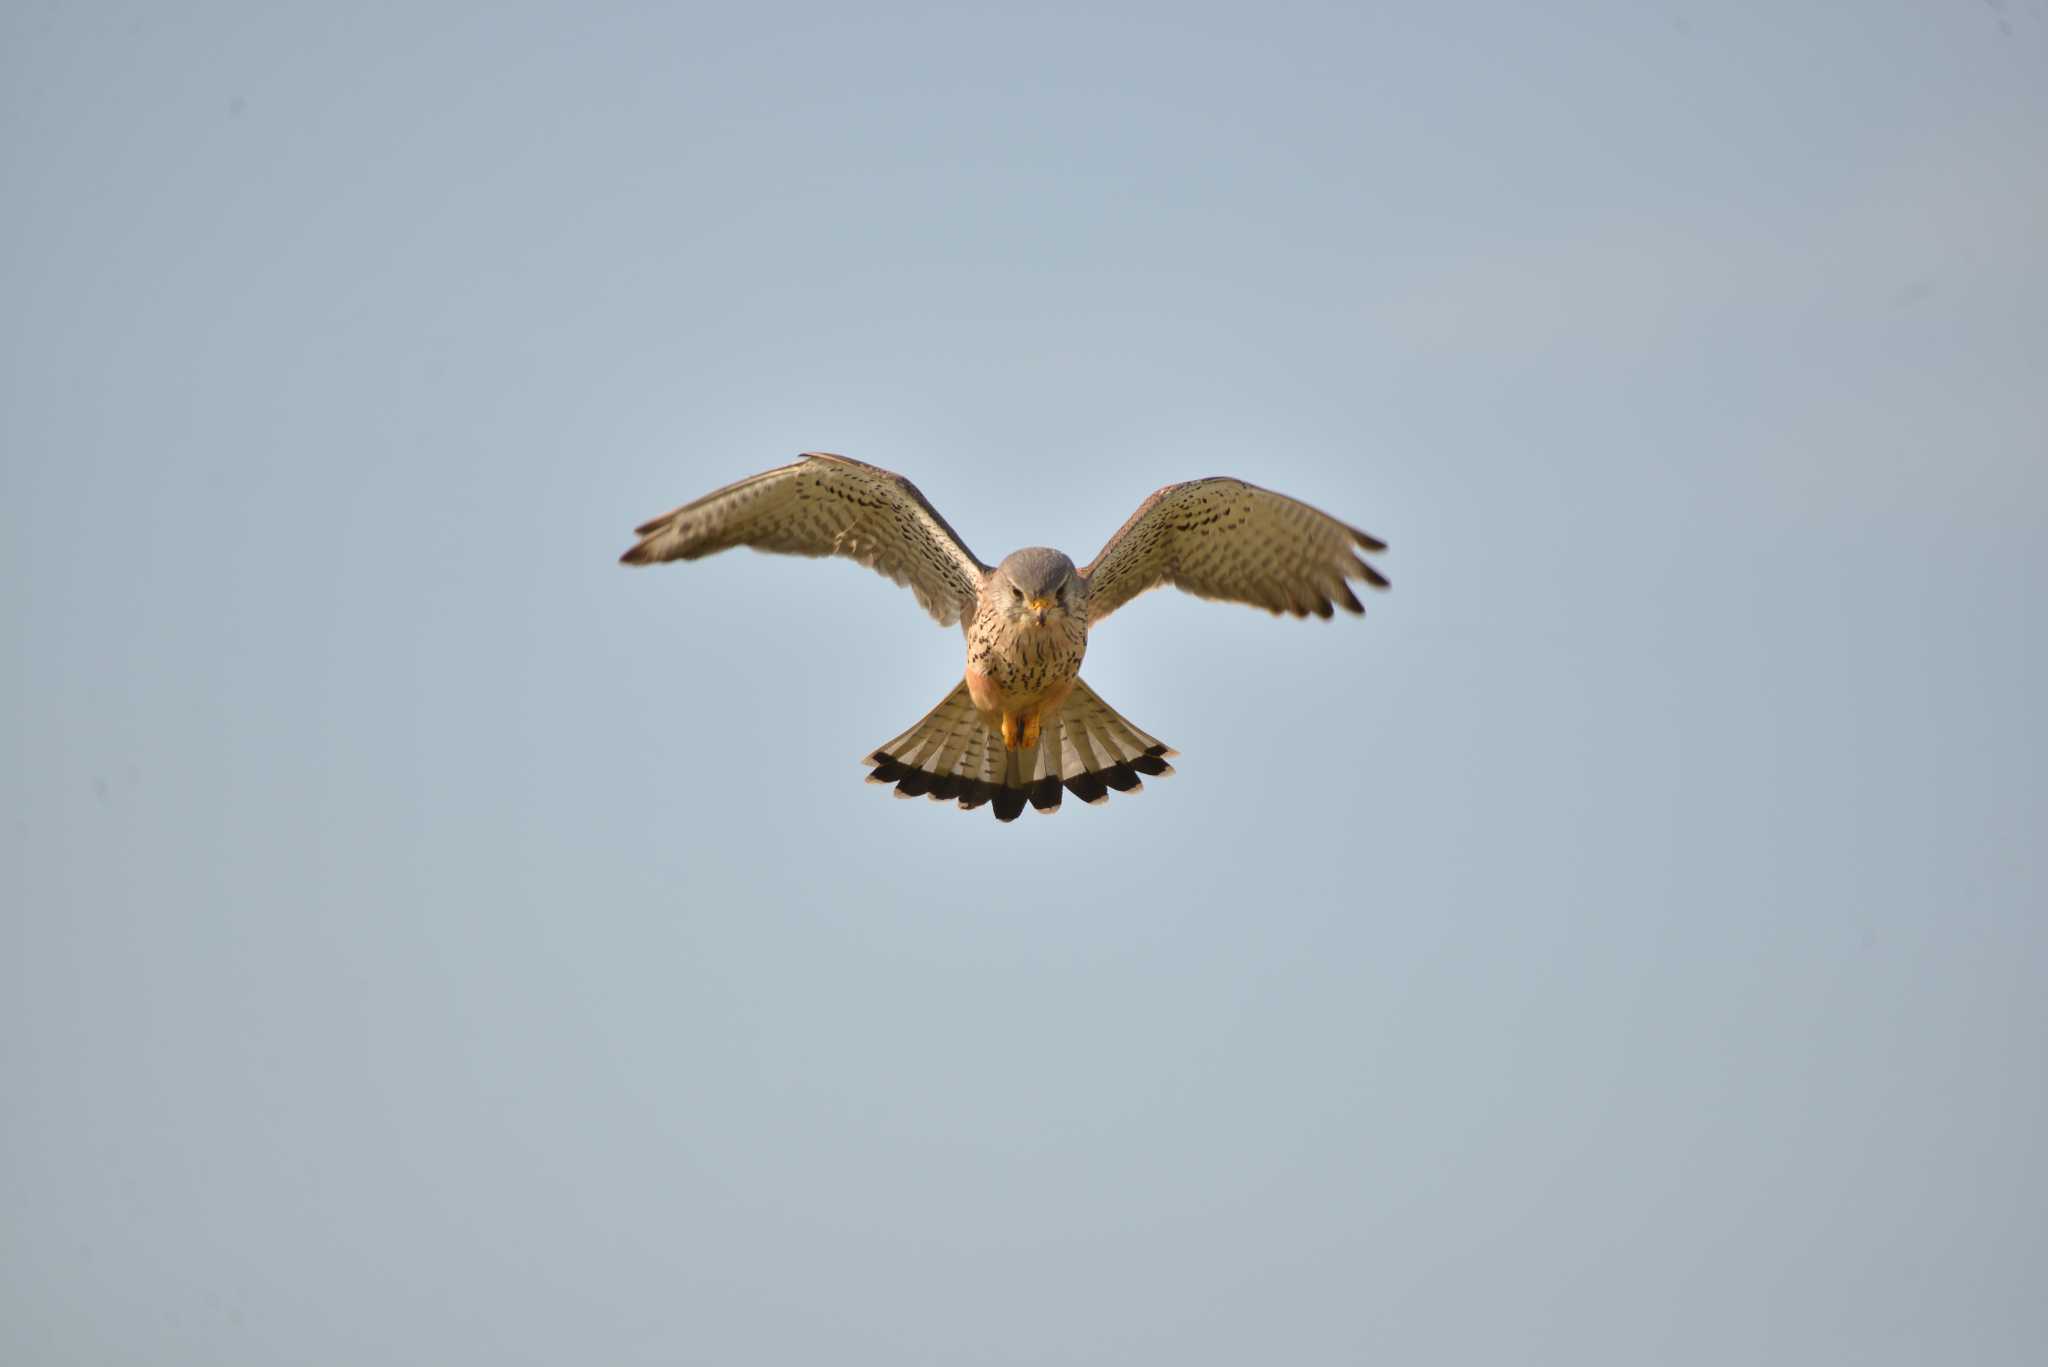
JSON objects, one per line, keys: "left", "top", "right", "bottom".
{"left": 864, "top": 679, "right": 1175, "bottom": 822}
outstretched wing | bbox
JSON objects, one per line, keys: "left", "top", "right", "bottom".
{"left": 1082, "top": 478, "right": 1389, "bottom": 624}
{"left": 620, "top": 452, "right": 989, "bottom": 627}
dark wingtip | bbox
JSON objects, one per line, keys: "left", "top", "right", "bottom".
{"left": 1350, "top": 553, "right": 1391, "bottom": 590}
{"left": 1029, "top": 776, "right": 1064, "bottom": 813}
{"left": 992, "top": 789, "right": 1027, "bottom": 822}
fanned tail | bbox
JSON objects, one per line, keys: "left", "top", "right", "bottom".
{"left": 864, "top": 679, "right": 1175, "bottom": 823}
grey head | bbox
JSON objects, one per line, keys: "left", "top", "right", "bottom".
{"left": 995, "top": 547, "right": 1076, "bottom": 598}
{"left": 991, "top": 547, "right": 1081, "bottom": 627}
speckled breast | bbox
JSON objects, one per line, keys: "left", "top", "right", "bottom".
{"left": 968, "top": 615, "right": 1088, "bottom": 702}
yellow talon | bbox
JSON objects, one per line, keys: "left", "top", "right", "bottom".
{"left": 1001, "top": 714, "right": 1022, "bottom": 750}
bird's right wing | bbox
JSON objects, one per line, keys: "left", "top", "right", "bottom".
{"left": 620, "top": 453, "right": 989, "bottom": 627}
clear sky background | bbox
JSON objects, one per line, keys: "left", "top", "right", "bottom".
{"left": 5, "top": 2, "right": 2044, "bottom": 1362}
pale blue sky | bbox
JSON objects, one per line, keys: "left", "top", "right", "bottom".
{"left": 6, "top": 2, "right": 2045, "bottom": 1363}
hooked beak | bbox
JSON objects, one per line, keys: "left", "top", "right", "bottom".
{"left": 1026, "top": 597, "right": 1053, "bottom": 625}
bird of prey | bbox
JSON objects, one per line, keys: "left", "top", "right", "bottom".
{"left": 621, "top": 452, "right": 1389, "bottom": 821}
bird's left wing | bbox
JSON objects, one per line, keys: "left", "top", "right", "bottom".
{"left": 1082, "top": 478, "right": 1388, "bottom": 624}
{"left": 620, "top": 453, "right": 989, "bottom": 627}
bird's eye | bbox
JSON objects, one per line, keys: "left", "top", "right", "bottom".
{"left": 1012, "top": 587, "right": 1023, "bottom": 601}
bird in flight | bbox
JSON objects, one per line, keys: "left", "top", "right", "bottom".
{"left": 621, "top": 452, "right": 1389, "bottom": 821}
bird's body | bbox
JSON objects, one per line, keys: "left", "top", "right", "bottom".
{"left": 965, "top": 548, "right": 1090, "bottom": 751}
{"left": 621, "top": 452, "right": 1388, "bottom": 821}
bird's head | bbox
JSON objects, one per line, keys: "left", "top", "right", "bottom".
{"left": 995, "top": 548, "right": 1078, "bottom": 627}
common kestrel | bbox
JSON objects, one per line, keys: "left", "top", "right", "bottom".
{"left": 621, "top": 452, "right": 1389, "bottom": 821}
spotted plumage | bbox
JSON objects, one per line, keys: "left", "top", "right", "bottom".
{"left": 622, "top": 452, "right": 1389, "bottom": 821}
